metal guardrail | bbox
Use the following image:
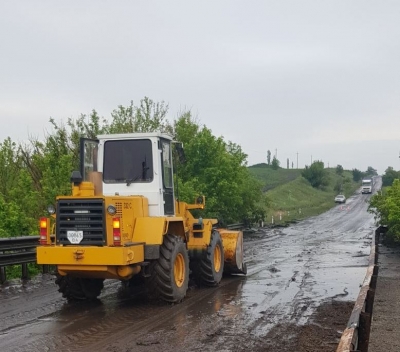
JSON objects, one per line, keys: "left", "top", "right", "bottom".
{"left": 0, "top": 235, "right": 53, "bottom": 284}
{"left": 336, "top": 226, "right": 384, "bottom": 352}
{"left": 0, "top": 236, "right": 39, "bottom": 265}
{"left": 225, "top": 223, "right": 245, "bottom": 230}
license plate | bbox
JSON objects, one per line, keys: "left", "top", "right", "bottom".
{"left": 67, "top": 230, "right": 84, "bottom": 244}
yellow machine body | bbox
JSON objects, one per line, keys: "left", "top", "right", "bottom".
{"left": 37, "top": 185, "right": 245, "bottom": 280}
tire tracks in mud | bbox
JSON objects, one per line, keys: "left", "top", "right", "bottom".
{"left": 4, "top": 277, "right": 245, "bottom": 352}
{"left": 240, "top": 209, "right": 367, "bottom": 341}
{"left": 0, "top": 277, "right": 63, "bottom": 333}
{"left": 0, "top": 277, "right": 121, "bottom": 334}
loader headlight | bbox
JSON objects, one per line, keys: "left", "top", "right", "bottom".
{"left": 107, "top": 205, "right": 117, "bottom": 215}
{"left": 47, "top": 204, "right": 56, "bottom": 215}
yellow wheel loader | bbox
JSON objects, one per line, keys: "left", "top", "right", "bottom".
{"left": 37, "top": 132, "right": 246, "bottom": 303}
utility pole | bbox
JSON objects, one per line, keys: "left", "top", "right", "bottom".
{"left": 275, "top": 148, "right": 277, "bottom": 158}
{"left": 311, "top": 155, "right": 312, "bottom": 164}
{"left": 296, "top": 152, "right": 298, "bottom": 169}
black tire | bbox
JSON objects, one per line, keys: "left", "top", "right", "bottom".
{"left": 147, "top": 234, "right": 189, "bottom": 303}
{"left": 192, "top": 230, "right": 224, "bottom": 287}
{"left": 80, "top": 278, "right": 104, "bottom": 299}
{"left": 124, "top": 273, "right": 146, "bottom": 288}
{"left": 56, "top": 274, "right": 104, "bottom": 301}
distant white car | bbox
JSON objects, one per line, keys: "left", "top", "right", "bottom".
{"left": 335, "top": 194, "right": 346, "bottom": 204}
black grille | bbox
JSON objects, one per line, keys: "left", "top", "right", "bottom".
{"left": 56, "top": 199, "right": 105, "bottom": 246}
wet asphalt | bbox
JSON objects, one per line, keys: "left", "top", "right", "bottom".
{"left": 0, "top": 179, "right": 379, "bottom": 352}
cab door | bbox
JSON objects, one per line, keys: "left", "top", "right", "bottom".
{"left": 80, "top": 138, "right": 99, "bottom": 181}
{"left": 160, "top": 139, "right": 174, "bottom": 215}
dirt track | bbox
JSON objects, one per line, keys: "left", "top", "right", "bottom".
{"left": 0, "top": 181, "right": 379, "bottom": 352}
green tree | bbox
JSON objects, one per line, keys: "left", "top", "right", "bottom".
{"left": 366, "top": 166, "right": 378, "bottom": 176}
{"left": 267, "top": 150, "right": 271, "bottom": 165}
{"left": 336, "top": 164, "right": 344, "bottom": 175}
{"left": 0, "top": 138, "right": 38, "bottom": 235}
{"left": 334, "top": 180, "right": 343, "bottom": 193}
{"left": 271, "top": 156, "right": 280, "bottom": 170}
{"left": 302, "top": 161, "right": 329, "bottom": 188}
{"left": 0, "top": 194, "right": 32, "bottom": 237}
{"left": 369, "top": 179, "right": 400, "bottom": 241}
{"left": 0, "top": 138, "right": 22, "bottom": 200}
{"left": 382, "top": 167, "right": 400, "bottom": 187}
{"left": 21, "top": 119, "right": 78, "bottom": 207}
{"left": 173, "top": 112, "right": 265, "bottom": 224}
{"left": 352, "top": 168, "right": 363, "bottom": 182}
{"left": 106, "top": 97, "right": 172, "bottom": 134}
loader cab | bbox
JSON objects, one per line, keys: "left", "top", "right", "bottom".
{"left": 81, "top": 132, "right": 175, "bottom": 216}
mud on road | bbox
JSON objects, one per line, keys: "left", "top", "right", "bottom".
{"left": 0, "top": 182, "right": 379, "bottom": 352}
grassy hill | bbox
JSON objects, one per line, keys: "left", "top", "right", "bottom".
{"left": 248, "top": 164, "right": 360, "bottom": 225}
{"left": 248, "top": 163, "right": 302, "bottom": 191}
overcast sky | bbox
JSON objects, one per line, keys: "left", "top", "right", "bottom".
{"left": 1, "top": 1, "right": 400, "bottom": 174}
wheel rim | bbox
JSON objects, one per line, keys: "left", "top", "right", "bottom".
{"left": 214, "top": 244, "right": 222, "bottom": 273}
{"left": 174, "top": 253, "right": 185, "bottom": 288}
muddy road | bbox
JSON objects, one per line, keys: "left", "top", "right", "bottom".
{"left": 0, "top": 180, "right": 379, "bottom": 352}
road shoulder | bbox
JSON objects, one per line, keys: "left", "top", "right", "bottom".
{"left": 369, "top": 240, "right": 400, "bottom": 352}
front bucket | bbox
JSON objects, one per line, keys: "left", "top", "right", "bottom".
{"left": 218, "top": 229, "right": 247, "bottom": 275}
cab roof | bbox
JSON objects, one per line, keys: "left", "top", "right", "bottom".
{"left": 96, "top": 132, "right": 173, "bottom": 141}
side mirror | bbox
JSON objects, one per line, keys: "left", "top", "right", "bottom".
{"left": 71, "top": 170, "right": 83, "bottom": 185}
{"left": 174, "top": 142, "right": 186, "bottom": 164}
{"left": 196, "top": 195, "right": 205, "bottom": 206}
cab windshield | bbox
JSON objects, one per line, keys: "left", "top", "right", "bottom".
{"left": 103, "top": 139, "right": 154, "bottom": 183}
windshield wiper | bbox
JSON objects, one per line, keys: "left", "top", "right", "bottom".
{"left": 126, "top": 158, "right": 149, "bottom": 186}
{"left": 126, "top": 173, "right": 142, "bottom": 186}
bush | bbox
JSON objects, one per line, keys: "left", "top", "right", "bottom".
{"left": 369, "top": 179, "right": 400, "bottom": 242}
{"left": 302, "top": 161, "right": 329, "bottom": 189}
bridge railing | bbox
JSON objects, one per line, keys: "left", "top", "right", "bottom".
{"left": 336, "top": 226, "right": 386, "bottom": 352}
